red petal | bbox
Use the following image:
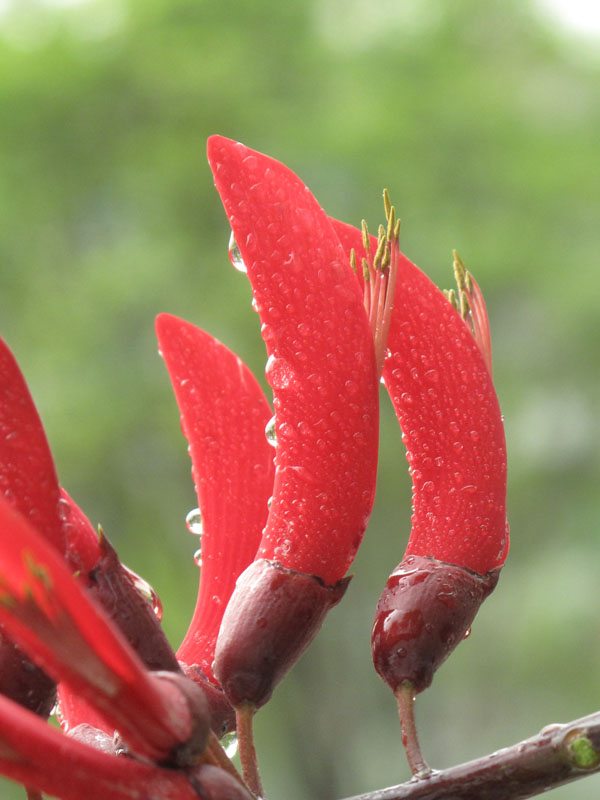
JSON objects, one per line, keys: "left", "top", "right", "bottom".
{"left": 0, "top": 693, "right": 199, "bottom": 800}
{"left": 156, "top": 314, "right": 274, "bottom": 680}
{"left": 59, "top": 489, "right": 101, "bottom": 577}
{"left": 0, "top": 497, "right": 193, "bottom": 762}
{"left": 0, "top": 339, "right": 63, "bottom": 553}
{"left": 331, "top": 219, "right": 508, "bottom": 575}
{"left": 56, "top": 686, "right": 113, "bottom": 734}
{"left": 207, "top": 137, "right": 379, "bottom": 584}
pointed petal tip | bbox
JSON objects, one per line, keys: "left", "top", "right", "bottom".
{"left": 207, "top": 135, "right": 246, "bottom": 173}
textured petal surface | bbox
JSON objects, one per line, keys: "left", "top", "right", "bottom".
{"left": 156, "top": 314, "right": 274, "bottom": 679}
{"left": 0, "top": 338, "right": 63, "bottom": 552}
{"left": 208, "top": 137, "right": 379, "bottom": 584}
{"left": 331, "top": 219, "right": 508, "bottom": 575}
{"left": 59, "top": 489, "right": 101, "bottom": 577}
{"left": 0, "top": 497, "right": 192, "bottom": 761}
{"left": 0, "top": 693, "right": 199, "bottom": 800}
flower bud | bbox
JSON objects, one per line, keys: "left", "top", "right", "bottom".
{"left": 372, "top": 555, "right": 499, "bottom": 693}
{"left": 213, "top": 560, "right": 349, "bottom": 708}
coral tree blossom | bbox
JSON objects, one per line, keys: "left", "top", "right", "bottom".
{"left": 337, "top": 223, "right": 509, "bottom": 774}
{"left": 206, "top": 135, "right": 380, "bottom": 722}
{"left": 0, "top": 336, "right": 251, "bottom": 797}
{"left": 0, "top": 135, "right": 507, "bottom": 797}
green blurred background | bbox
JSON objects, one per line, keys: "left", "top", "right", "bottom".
{"left": 1, "top": 0, "right": 599, "bottom": 797}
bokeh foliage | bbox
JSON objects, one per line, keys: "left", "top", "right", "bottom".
{"left": 1, "top": 0, "right": 599, "bottom": 797}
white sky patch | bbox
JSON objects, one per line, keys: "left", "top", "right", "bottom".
{"left": 536, "top": 0, "right": 600, "bottom": 37}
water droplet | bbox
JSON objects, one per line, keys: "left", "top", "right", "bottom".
{"left": 228, "top": 231, "right": 247, "bottom": 273}
{"left": 464, "top": 627, "right": 471, "bottom": 639}
{"left": 453, "top": 441, "right": 464, "bottom": 454}
{"left": 193, "top": 548, "right": 203, "bottom": 568}
{"left": 122, "top": 566, "right": 163, "bottom": 621}
{"left": 424, "top": 369, "right": 439, "bottom": 383}
{"left": 265, "top": 416, "right": 277, "bottom": 447}
{"left": 400, "top": 392, "right": 413, "bottom": 405}
{"left": 221, "top": 731, "right": 239, "bottom": 758}
{"left": 265, "top": 354, "right": 295, "bottom": 390}
{"left": 185, "top": 508, "right": 203, "bottom": 535}
{"left": 56, "top": 497, "right": 72, "bottom": 522}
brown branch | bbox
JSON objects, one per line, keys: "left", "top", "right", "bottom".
{"left": 338, "top": 711, "right": 600, "bottom": 800}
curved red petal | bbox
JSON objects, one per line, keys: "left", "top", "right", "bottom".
{"left": 331, "top": 218, "right": 508, "bottom": 574}
{"left": 0, "top": 497, "right": 192, "bottom": 762}
{"left": 0, "top": 693, "right": 199, "bottom": 800}
{"left": 156, "top": 313, "right": 274, "bottom": 679}
{"left": 207, "top": 137, "right": 379, "bottom": 584}
{"left": 57, "top": 685, "right": 113, "bottom": 734}
{"left": 59, "top": 489, "right": 101, "bottom": 577}
{"left": 0, "top": 338, "right": 63, "bottom": 553}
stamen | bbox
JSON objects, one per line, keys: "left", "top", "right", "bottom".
{"left": 447, "top": 251, "right": 493, "bottom": 375}
{"left": 361, "top": 220, "right": 370, "bottom": 253}
{"left": 353, "top": 190, "right": 400, "bottom": 378}
{"left": 350, "top": 248, "right": 357, "bottom": 274}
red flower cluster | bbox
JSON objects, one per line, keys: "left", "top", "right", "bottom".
{"left": 0, "top": 137, "right": 507, "bottom": 798}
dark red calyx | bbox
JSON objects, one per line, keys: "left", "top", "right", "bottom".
{"left": 0, "top": 631, "right": 55, "bottom": 717}
{"left": 189, "top": 765, "right": 253, "bottom": 800}
{"left": 372, "top": 555, "right": 500, "bottom": 694}
{"left": 180, "top": 663, "right": 236, "bottom": 737}
{"left": 87, "top": 533, "right": 179, "bottom": 672}
{"left": 214, "top": 559, "right": 350, "bottom": 709}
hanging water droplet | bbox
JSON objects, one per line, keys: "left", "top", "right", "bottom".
{"left": 122, "top": 565, "right": 163, "bottom": 621}
{"left": 265, "top": 415, "right": 277, "bottom": 447}
{"left": 193, "top": 548, "right": 203, "bottom": 568}
{"left": 221, "top": 731, "right": 239, "bottom": 758}
{"left": 185, "top": 508, "right": 203, "bottom": 535}
{"left": 228, "top": 231, "right": 247, "bottom": 273}
{"left": 267, "top": 495, "right": 273, "bottom": 509}
{"left": 464, "top": 627, "right": 472, "bottom": 639}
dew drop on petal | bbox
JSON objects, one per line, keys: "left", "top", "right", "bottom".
{"left": 123, "top": 565, "right": 163, "bottom": 621}
{"left": 185, "top": 508, "right": 203, "bottom": 535}
{"left": 193, "top": 548, "right": 203, "bottom": 568}
{"left": 265, "top": 415, "right": 277, "bottom": 447}
{"left": 228, "top": 231, "right": 247, "bottom": 273}
{"left": 221, "top": 731, "right": 239, "bottom": 758}
{"left": 56, "top": 497, "right": 72, "bottom": 522}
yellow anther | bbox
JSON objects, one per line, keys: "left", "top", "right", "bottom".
{"left": 386, "top": 205, "right": 396, "bottom": 243}
{"left": 361, "top": 220, "right": 370, "bottom": 253}
{"left": 350, "top": 248, "right": 357, "bottom": 274}
{"left": 383, "top": 188, "right": 392, "bottom": 220}
{"left": 381, "top": 244, "right": 391, "bottom": 271}
{"left": 374, "top": 235, "right": 387, "bottom": 270}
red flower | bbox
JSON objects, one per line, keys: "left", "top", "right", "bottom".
{"left": 156, "top": 313, "right": 275, "bottom": 732}
{"left": 0, "top": 134, "right": 507, "bottom": 794}
{"left": 0, "top": 338, "right": 251, "bottom": 798}
{"left": 334, "top": 224, "right": 508, "bottom": 773}
{"left": 204, "top": 137, "right": 380, "bottom": 714}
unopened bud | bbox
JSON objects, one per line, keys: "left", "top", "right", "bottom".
{"left": 372, "top": 555, "right": 500, "bottom": 694}
{"left": 214, "top": 559, "right": 349, "bottom": 709}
